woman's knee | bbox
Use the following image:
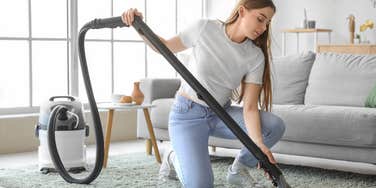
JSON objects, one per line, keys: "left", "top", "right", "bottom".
{"left": 263, "top": 112, "right": 286, "bottom": 136}
{"left": 273, "top": 115, "right": 286, "bottom": 139}
{"left": 183, "top": 175, "right": 214, "bottom": 188}
{"left": 275, "top": 115, "right": 285, "bottom": 134}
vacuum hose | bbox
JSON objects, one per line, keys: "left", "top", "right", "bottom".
{"left": 47, "top": 17, "right": 128, "bottom": 184}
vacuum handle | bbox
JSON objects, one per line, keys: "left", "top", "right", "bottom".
{"left": 88, "top": 16, "right": 129, "bottom": 29}
{"left": 49, "top": 96, "right": 75, "bottom": 102}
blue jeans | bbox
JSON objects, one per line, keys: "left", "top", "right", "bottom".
{"left": 168, "top": 95, "right": 286, "bottom": 188}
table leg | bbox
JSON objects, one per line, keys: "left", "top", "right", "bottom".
{"left": 103, "top": 109, "right": 114, "bottom": 168}
{"left": 142, "top": 108, "right": 161, "bottom": 163}
{"left": 146, "top": 139, "right": 152, "bottom": 155}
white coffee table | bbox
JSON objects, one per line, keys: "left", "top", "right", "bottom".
{"left": 97, "top": 102, "right": 160, "bottom": 168}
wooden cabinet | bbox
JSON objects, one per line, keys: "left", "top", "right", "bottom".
{"left": 317, "top": 44, "right": 376, "bottom": 54}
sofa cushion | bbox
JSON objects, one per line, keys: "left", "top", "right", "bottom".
{"left": 272, "top": 51, "right": 316, "bottom": 104}
{"left": 305, "top": 53, "right": 376, "bottom": 107}
{"left": 272, "top": 104, "right": 376, "bottom": 148}
{"left": 150, "top": 98, "right": 175, "bottom": 129}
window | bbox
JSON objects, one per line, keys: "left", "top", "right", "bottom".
{"left": 0, "top": 0, "right": 28, "bottom": 37}
{"left": 78, "top": 42, "right": 112, "bottom": 102}
{"left": 0, "top": 0, "right": 69, "bottom": 111}
{"left": 32, "top": 41, "right": 68, "bottom": 105}
{"left": 0, "top": 41, "right": 29, "bottom": 108}
{"left": 113, "top": 43, "right": 145, "bottom": 95}
{"left": 0, "top": 0, "right": 204, "bottom": 115}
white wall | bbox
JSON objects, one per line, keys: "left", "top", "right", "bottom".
{"left": 207, "top": 0, "right": 376, "bottom": 56}
{"left": 0, "top": 111, "right": 137, "bottom": 154}
{"left": 333, "top": 0, "right": 376, "bottom": 44}
{"left": 272, "top": 0, "right": 335, "bottom": 56}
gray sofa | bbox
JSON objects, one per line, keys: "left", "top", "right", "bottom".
{"left": 137, "top": 51, "right": 376, "bottom": 174}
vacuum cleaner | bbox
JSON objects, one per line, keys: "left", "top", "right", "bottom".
{"left": 35, "top": 96, "right": 89, "bottom": 174}
{"left": 45, "top": 15, "right": 291, "bottom": 187}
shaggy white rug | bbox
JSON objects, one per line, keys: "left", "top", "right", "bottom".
{"left": 0, "top": 153, "right": 375, "bottom": 188}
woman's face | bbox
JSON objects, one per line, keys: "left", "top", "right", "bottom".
{"left": 239, "top": 6, "right": 274, "bottom": 40}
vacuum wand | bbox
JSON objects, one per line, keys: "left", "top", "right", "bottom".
{"left": 130, "top": 16, "right": 289, "bottom": 187}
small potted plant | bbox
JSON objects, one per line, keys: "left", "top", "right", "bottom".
{"left": 355, "top": 34, "right": 361, "bottom": 44}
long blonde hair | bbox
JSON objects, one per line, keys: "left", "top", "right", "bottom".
{"left": 226, "top": 0, "right": 275, "bottom": 112}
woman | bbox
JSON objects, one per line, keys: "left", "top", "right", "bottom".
{"left": 122, "top": 0, "right": 285, "bottom": 187}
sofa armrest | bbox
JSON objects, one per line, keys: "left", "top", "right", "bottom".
{"left": 140, "top": 78, "right": 181, "bottom": 104}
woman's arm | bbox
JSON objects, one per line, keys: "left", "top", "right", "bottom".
{"left": 242, "top": 83, "right": 263, "bottom": 145}
{"left": 242, "top": 82, "right": 276, "bottom": 164}
{"left": 122, "top": 8, "right": 187, "bottom": 54}
{"left": 141, "top": 35, "right": 187, "bottom": 53}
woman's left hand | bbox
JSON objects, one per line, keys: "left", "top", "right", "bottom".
{"left": 257, "top": 144, "right": 277, "bottom": 179}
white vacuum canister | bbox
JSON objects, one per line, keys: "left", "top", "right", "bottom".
{"left": 36, "top": 96, "right": 89, "bottom": 173}
{"left": 38, "top": 129, "right": 87, "bottom": 172}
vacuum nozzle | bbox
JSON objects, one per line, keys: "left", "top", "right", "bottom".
{"left": 276, "top": 175, "right": 291, "bottom": 188}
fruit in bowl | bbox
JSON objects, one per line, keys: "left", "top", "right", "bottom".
{"left": 120, "top": 96, "right": 133, "bottom": 103}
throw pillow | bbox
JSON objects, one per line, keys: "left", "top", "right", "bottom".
{"left": 365, "top": 83, "right": 376, "bottom": 108}
{"left": 272, "top": 51, "right": 316, "bottom": 104}
{"left": 305, "top": 53, "right": 376, "bottom": 107}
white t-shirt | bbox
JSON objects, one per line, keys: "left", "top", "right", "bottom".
{"left": 178, "top": 19, "right": 265, "bottom": 107}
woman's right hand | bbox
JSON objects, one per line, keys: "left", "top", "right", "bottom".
{"left": 257, "top": 144, "right": 277, "bottom": 179}
{"left": 121, "top": 8, "right": 144, "bottom": 26}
